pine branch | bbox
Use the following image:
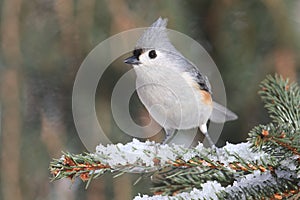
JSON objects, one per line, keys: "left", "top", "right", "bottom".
{"left": 248, "top": 124, "right": 300, "bottom": 161}
{"left": 49, "top": 74, "right": 300, "bottom": 199}
{"left": 50, "top": 152, "right": 110, "bottom": 187}
{"left": 258, "top": 74, "right": 300, "bottom": 130}
{"left": 150, "top": 143, "right": 275, "bottom": 196}
{"left": 50, "top": 142, "right": 272, "bottom": 188}
{"left": 50, "top": 140, "right": 299, "bottom": 199}
{"left": 135, "top": 171, "right": 299, "bottom": 200}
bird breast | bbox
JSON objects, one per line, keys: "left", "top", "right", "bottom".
{"left": 134, "top": 65, "right": 212, "bottom": 129}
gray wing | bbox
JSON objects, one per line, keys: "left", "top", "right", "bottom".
{"left": 174, "top": 53, "right": 236, "bottom": 123}
{"left": 181, "top": 59, "right": 212, "bottom": 94}
{"left": 210, "top": 101, "right": 238, "bottom": 123}
{"left": 180, "top": 59, "right": 236, "bottom": 123}
{"left": 194, "top": 71, "right": 211, "bottom": 93}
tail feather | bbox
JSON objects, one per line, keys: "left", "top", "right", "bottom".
{"left": 210, "top": 101, "right": 238, "bottom": 123}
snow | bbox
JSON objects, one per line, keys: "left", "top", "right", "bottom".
{"left": 279, "top": 155, "right": 299, "bottom": 170}
{"left": 221, "top": 142, "right": 269, "bottom": 165}
{"left": 133, "top": 181, "right": 225, "bottom": 200}
{"left": 94, "top": 139, "right": 271, "bottom": 173}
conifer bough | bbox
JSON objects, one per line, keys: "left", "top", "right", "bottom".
{"left": 50, "top": 75, "right": 300, "bottom": 200}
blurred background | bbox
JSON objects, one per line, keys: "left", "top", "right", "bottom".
{"left": 0, "top": 0, "right": 299, "bottom": 199}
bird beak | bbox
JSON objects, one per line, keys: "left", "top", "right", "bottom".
{"left": 124, "top": 55, "right": 141, "bottom": 65}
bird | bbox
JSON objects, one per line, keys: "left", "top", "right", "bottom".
{"left": 124, "top": 17, "right": 237, "bottom": 148}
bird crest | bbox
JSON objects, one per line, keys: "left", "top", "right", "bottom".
{"left": 135, "top": 17, "right": 179, "bottom": 55}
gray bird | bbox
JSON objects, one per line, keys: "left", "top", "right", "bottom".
{"left": 124, "top": 18, "right": 237, "bottom": 147}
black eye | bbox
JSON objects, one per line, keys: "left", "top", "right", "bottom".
{"left": 148, "top": 50, "right": 157, "bottom": 59}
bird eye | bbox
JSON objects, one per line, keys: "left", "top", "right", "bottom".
{"left": 148, "top": 50, "right": 157, "bottom": 59}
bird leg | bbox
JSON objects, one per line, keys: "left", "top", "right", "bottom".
{"left": 200, "top": 124, "right": 221, "bottom": 159}
{"left": 200, "top": 124, "right": 216, "bottom": 149}
{"left": 162, "top": 128, "right": 176, "bottom": 144}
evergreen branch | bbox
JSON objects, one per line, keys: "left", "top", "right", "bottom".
{"left": 50, "top": 142, "right": 272, "bottom": 188}
{"left": 50, "top": 141, "right": 299, "bottom": 199}
{"left": 258, "top": 74, "right": 300, "bottom": 130}
{"left": 135, "top": 171, "right": 300, "bottom": 200}
{"left": 49, "top": 74, "right": 300, "bottom": 199}
{"left": 248, "top": 124, "right": 300, "bottom": 160}
{"left": 50, "top": 152, "right": 110, "bottom": 183}
{"left": 216, "top": 170, "right": 299, "bottom": 200}
{"left": 150, "top": 144, "right": 276, "bottom": 196}
{"left": 150, "top": 146, "right": 295, "bottom": 197}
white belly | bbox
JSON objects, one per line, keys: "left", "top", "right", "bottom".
{"left": 134, "top": 66, "right": 212, "bottom": 130}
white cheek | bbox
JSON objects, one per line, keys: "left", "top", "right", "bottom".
{"left": 140, "top": 54, "right": 151, "bottom": 65}
{"left": 140, "top": 53, "right": 160, "bottom": 66}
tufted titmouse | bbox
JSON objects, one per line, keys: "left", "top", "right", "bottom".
{"left": 124, "top": 18, "right": 237, "bottom": 147}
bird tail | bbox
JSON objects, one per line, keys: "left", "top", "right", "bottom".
{"left": 210, "top": 101, "right": 238, "bottom": 123}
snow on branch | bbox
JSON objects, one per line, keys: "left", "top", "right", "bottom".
{"left": 50, "top": 139, "right": 299, "bottom": 199}
{"left": 51, "top": 140, "right": 269, "bottom": 181}
{"left": 135, "top": 171, "right": 299, "bottom": 200}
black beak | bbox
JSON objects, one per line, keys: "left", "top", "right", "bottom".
{"left": 124, "top": 55, "right": 141, "bottom": 65}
